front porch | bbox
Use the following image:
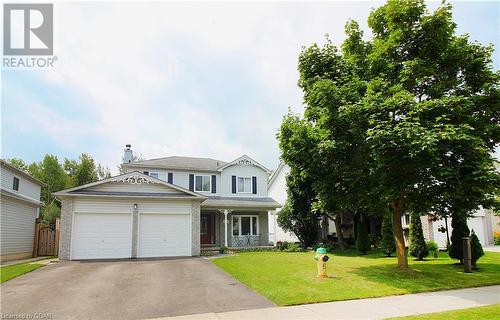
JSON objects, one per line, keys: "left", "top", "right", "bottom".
{"left": 200, "top": 210, "right": 274, "bottom": 248}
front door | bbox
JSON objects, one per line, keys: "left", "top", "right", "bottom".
{"left": 200, "top": 213, "right": 214, "bottom": 245}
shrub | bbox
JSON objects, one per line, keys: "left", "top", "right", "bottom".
{"left": 284, "top": 242, "right": 305, "bottom": 252}
{"left": 230, "top": 247, "right": 275, "bottom": 253}
{"left": 276, "top": 241, "right": 289, "bottom": 251}
{"left": 409, "top": 212, "right": 429, "bottom": 260}
{"left": 426, "top": 241, "right": 439, "bottom": 252}
{"left": 356, "top": 220, "right": 371, "bottom": 255}
{"left": 381, "top": 213, "right": 396, "bottom": 257}
{"left": 449, "top": 212, "right": 470, "bottom": 263}
{"left": 494, "top": 231, "right": 500, "bottom": 245}
{"left": 470, "top": 229, "right": 484, "bottom": 268}
{"left": 219, "top": 246, "right": 228, "bottom": 254}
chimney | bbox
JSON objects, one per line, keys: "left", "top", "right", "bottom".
{"left": 123, "top": 144, "right": 133, "bottom": 163}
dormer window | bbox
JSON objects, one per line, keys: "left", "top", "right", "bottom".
{"left": 237, "top": 177, "right": 252, "bottom": 193}
{"left": 195, "top": 175, "right": 211, "bottom": 192}
{"left": 149, "top": 172, "right": 159, "bottom": 179}
{"left": 13, "top": 177, "right": 19, "bottom": 191}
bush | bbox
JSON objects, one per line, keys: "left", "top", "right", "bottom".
{"left": 449, "top": 212, "right": 470, "bottom": 262}
{"left": 219, "top": 246, "right": 228, "bottom": 254}
{"left": 409, "top": 212, "right": 429, "bottom": 260}
{"left": 494, "top": 231, "right": 500, "bottom": 245}
{"left": 276, "top": 241, "right": 289, "bottom": 251}
{"left": 229, "top": 247, "right": 275, "bottom": 253}
{"left": 426, "top": 241, "right": 439, "bottom": 252}
{"left": 284, "top": 242, "right": 306, "bottom": 252}
{"left": 470, "top": 229, "right": 484, "bottom": 268}
{"left": 381, "top": 213, "right": 396, "bottom": 257}
{"left": 356, "top": 220, "right": 371, "bottom": 255}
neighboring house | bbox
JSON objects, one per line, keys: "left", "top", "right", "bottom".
{"left": 0, "top": 160, "right": 44, "bottom": 262}
{"left": 54, "top": 145, "right": 281, "bottom": 260}
{"left": 267, "top": 163, "right": 298, "bottom": 242}
{"left": 418, "top": 208, "right": 498, "bottom": 249}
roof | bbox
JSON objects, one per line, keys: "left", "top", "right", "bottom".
{"left": 53, "top": 171, "right": 206, "bottom": 200}
{"left": 202, "top": 196, "right": 282, "bottom": 210}
{"left": 123, "top": 156, "right": 227, "bottom": 172}
{"left": 1, "top": 187, "right": 43, "bottom": 206}
{"left": 268, "top": 162, "right": 286, "bottom": 187}
{"left": 0, "top": 160, "right": 45, "bottom": 186}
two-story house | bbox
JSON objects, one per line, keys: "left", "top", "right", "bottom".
{"left": 0, "top": 160, "right": 44, "bottom": 262}
{"left": 54, "top": 145, "right": 281, "bottom": 260}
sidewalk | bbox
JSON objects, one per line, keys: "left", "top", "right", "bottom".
{"left": 154, "top": 285, "right": 500, "bottom": 320}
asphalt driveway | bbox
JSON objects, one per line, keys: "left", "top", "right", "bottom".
{"left": 0, "top": 257, "right": 273, "bottom": 319}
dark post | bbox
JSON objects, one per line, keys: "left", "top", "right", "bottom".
{"left": 462, "top": 237, "right": 472, "bottom": 273}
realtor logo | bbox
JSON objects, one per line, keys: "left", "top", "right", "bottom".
{"left": 3, "top": 3, "right": 53, "bottom": 55}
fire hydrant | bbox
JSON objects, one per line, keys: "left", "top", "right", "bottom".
{"left": 314, "top": 247, "right": 329, "bottom": 279}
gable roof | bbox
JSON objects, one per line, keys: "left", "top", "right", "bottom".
{"left": 123, "top": 156, "right": 227, "bottom": 172}
{"left": 216, "top": 155, "right": 271, "bottom": 174}
{"left": 268, "top": 162, "right": 286, "bottom": 187}
{"left": 0, "top": 160, "right": 45, "bottom": 186}
{"left": 53, "top": 171, "right": 206, "bottom": 200}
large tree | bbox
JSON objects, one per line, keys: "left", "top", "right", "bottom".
{"left": 279, "top": 0, "right": 499, "bottom": 269}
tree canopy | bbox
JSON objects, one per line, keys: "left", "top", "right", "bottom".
{"left": 278, "top": 0, "right": 499, "bottom": 269}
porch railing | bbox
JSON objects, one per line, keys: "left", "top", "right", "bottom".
{"left": 232, "top": 235, "right": 260, "bottom": 247}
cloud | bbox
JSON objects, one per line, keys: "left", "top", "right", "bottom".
{"left": 2, "top": 1, "right": 498, "bottom": 173}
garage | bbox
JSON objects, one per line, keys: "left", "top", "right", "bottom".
{"left": 139, "top": 213, "right": 191, "bottom": 258}
{"left": 72, "top": 212, "right": 132, "bottom": 259}
{"left": 54, "top": 172, "right": 206, "bottom": 260}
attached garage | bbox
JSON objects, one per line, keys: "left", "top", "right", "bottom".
{"left": 139, "top": 213, "right": 191, "bottom": 258}
{"left": 72, "top": 213, "right": 133, "bottom": 260}
{"left": 55, "top": 172, "right": 205, "bottom": 260}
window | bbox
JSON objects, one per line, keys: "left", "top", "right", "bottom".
{"left": 12, "top": 177, "right": 19, "bottom": 191}
{"left": 148, "top": 172, "right": 159, "bottom": 179}
{"left": 237, "top": 177, "right": 252, "bottom": 193}
{"left": 195, "top": 175, "right": 211, "bottom": 192}
{"left": 232, "top": 215, "right": 259, "bottom": 236}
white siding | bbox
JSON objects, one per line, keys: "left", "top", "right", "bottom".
{"left": 220, "top": 165, "right": 268, "bottom": 197}
{"left": 431, "top": 211, "right": 491, "bottom": 248}
{"left": 0, "top": 166, "right": 41, "bottom": 201}
{"left": 267, "top": 164, "right": 298, "bottom": 242}
{"left": 86, "top": 182, "right": 182, "bottom": 194}
{"left": 0, "top": 197, "right": 37, "bottom": 255}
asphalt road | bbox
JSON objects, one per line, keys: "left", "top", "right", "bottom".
{"left": 0, "top": 257, "right": 273, "bottom": 319}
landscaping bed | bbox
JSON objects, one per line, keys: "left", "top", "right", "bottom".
{"left": 212, "top": 250, "right": 500, "bottom": 306}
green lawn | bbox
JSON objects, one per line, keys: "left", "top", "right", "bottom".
{"left": 388, "top": 304, "right": 500, "bottom": 320}
{"left": 212, "top": 250, "right": 500, "bottom": 306}
{"left": 0, "top": 262, "right": 45, "bottom": 283}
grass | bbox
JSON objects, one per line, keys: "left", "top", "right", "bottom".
{"left": 0, "top": 261, "right": 45, "bottom": 283}
{"left": 388, "top": 304, "right": 500, "bottom": 319}
{"left": 212, "top": 250, "right": 500, "bottom": 306}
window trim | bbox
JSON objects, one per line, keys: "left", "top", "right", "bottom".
{"left": 12, "top": 176, "right": 20, "bottom": 191}
{"left": 194, "top": 175, "right": 211, "bottom": 192}
{"left": 231, "top": 215, "right": 259, "bottom": 236}
{"left": 236, "top": 176, "right": 252, "bottom": 194}
{"left": 148, "top": 172, "right": 159, "bottom": 179}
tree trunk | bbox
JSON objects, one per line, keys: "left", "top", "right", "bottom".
{"left": 333, "top": 215, "right": 346, "bottom": 250}
{"left": 390, "top": 198, "right": 408, "bottom": 269}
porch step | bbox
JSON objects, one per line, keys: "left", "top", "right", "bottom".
{"left": 201, "top": 247, "right": 221, "bottom": 256}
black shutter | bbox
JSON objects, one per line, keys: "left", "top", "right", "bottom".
{"left": 143, "top": 171, "right": 149, "bottom": 175}
{"left": 189, "top": 174, "right": 194, "bottom": 191}
{"left": 167, "top": 172, "right": 173, "bottom": 184}
{"left": 211, "top": 175, "right": 216, "bottom": 193}
{"left": 252, "top": 176, "right": 257, "bottom": 194}
{"left": 231, "top": 175, "right": 236, "bottom": 194}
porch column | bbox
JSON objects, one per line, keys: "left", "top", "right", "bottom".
{"left": 224, "top": 209, "right": 229, "bottom": 247}
{"left": 270, "top": 210, "right": 277, "bottom": 245}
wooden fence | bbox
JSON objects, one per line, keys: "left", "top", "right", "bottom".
{"left": 34, "top": 219, "right": 60, "bottom": 257}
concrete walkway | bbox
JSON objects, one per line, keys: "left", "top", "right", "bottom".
{"left": 154, "top": 285, "right": 500, "bottom": 320}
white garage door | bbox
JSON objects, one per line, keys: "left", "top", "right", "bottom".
{"left": 72, "top": 213, "right": 132, "bottom": 259}
{"left": 139, "top": 213, "right": 191, "bottom": 258}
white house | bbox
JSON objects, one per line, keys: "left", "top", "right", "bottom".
{"left": 54, "top": 145, "right": 281, "bottom": 260}
{"left": 0, "top": 160, "right": 44, "bottom": 262}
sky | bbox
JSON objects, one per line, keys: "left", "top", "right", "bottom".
{"left": 1, "top": 1, "right": 499, "bottom": 173}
